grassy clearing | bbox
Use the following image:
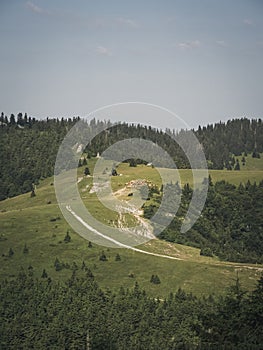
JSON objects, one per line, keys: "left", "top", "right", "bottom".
{"left": 0, "top": 206, "right": 261, "bottom": 297}
{"left": 236, "top": 153, "right": 263, "bottom": 171}
{"left": 0, "top": 158, "right": 262, "bottom": 297}
{"left": 111, "top": 162, "right": 263, "bottom": 189}
{"left": 1, "top": 159, "right": 262, "bottom": 213}
{"left": 208, "top": 169, "right": 263, "bottom": 186}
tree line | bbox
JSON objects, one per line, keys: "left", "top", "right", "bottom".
{"left": 0, "top": 113, "right": 78, "bottom": 200}
{"left": 0, "top": 264, "right": 262, "bottom": 349}
{"left": 1, "top": 113, "right": 262, "bottom": 200}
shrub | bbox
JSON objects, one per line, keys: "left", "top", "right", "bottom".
{"left": 150, "top": 274, "right": 161, "bottom": 284}
{"left": 200, "top": 247, "right": 213, "bottom": 257}
{"left": 99, "top": 251, "right": 107, "bottom": 261}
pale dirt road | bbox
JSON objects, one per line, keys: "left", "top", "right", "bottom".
{"left": 66, "top": 205, "right": 182, "bottom": 260}
{"left": 65, "top": 205, "right": 263, "bottom": 271}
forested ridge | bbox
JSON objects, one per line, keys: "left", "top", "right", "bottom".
{"left": 0, "top": 113, "right": 79, "bottom": 200}
{"left": 147, "top": 179, "right": 263, "bottom": 263}
{"left": 0, "top": 265, "right": 262, "bottom": 349}
{"left": 196, "top": 119, "right": 263, "bottom": 169}
{"left": 0, "top": 112, "right": 262, "bottom": 200}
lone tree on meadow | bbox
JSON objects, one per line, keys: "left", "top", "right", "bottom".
{"left": 41, "top": 269, "right": 48, "bottom": 278}
{"left": 64, "top": 230, "right": 71, "bottom": 243}
{"left": 54, "top": 257, "right": 63, "bottom": 271}
{"left": 84, "top": 167, "right": 90, "bottom": 176}
{"left": 8, "top": 248, "right": 14, "bottom": 257}
{"left": 150, "top": 274, "right": 161, "bottom": 284}
{"left": 111, "top": 168, "right": 118, "bottom": 176}
{"left": 99, "top": 251, "right": 108, "bottom": 261}
{"left": 115, "top": 253, "right": 121, "bottom": 261}
{"left": 23, "top": 243, "right": 29, "bottom": 254}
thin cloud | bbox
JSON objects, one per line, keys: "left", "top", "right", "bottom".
{"left": 95, "top": 45, "right": 112, "bottom": 56}
{"left": 116, "top": 17, "right": 139, "bottom": 28}
{"left": 26, "top": 1, "right": 50, "bottom": 15}
{"left": 243, "top": 18, "right": 254, "bottom": 26}
{"left": 177, "top": 40, "right": 201, "bottom": 50}
{"left": 216, "top": 40, "right": 227, "bottom": 47}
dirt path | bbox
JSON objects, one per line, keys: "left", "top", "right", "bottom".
{"left": 65, "top": 205, "right": 263, "bottom": 271}
{"left": 77, "top": 177, "right": 83, "bottom": 184}
{"left": 115, "top": 203, "right": 155, "bottom": 241}
{"left": 66, "top": 205, "right": 182, "bottom": 260}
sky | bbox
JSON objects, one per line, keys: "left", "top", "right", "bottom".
{"left": 0, "top": 0, "right": 263, "bottom": 129}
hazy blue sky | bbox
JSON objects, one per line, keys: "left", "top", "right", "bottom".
{"left": 0, "top": 0, "right": 263, "bottom": 128}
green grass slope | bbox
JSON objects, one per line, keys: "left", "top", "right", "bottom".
{"left": 1, "top": 160, "right": 263, "bottom": 297}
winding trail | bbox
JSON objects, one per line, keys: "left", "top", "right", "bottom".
{"left": 66, "top": 205, "right": 182, "bottom": 260}
{"left": 65, "top": 205, "right": 263, "bottom": 271}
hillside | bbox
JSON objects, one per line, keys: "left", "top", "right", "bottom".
{"left": 1, "top": 160, "right": 263, "bottom": 297}
{"left": 1, "top": 114, "right": 263, "bottom": 200}
{"left": 1, "top": 117, "right": 263, "bottom": 349}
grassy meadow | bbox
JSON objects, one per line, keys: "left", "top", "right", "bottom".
{"left": 0, "top": 155, "right": 263, "bottom": 298}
